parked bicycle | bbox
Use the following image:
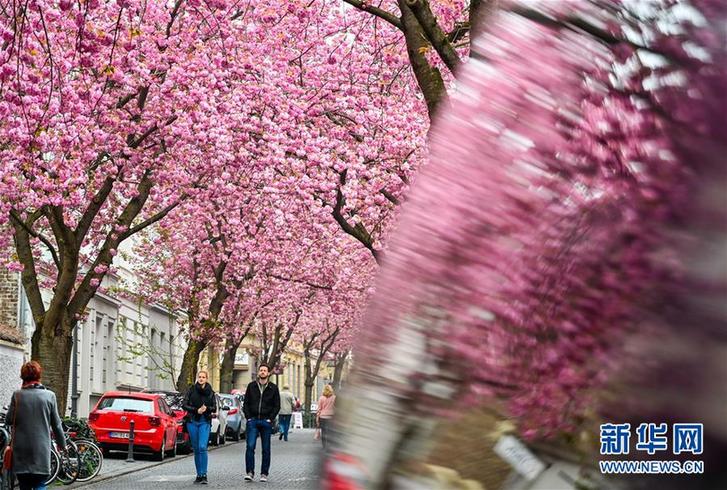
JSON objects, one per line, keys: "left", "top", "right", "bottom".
{"left": 52, "top": 435, "right": 80, "bottom": 485}
{"left": 63, "top": 420, "right": 103, "bottom": 483}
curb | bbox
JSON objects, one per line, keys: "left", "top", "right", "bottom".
{"left": 72, "top": 441, "right": 239, "bottom": 488}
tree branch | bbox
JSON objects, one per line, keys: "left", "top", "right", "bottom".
{"left": 75, "top": 174, "right": 116, "bottom": 242}
{"left": 379, "top": 188, "right": 400, "bottom": 205}
{"left": 331, "top": 169, "right": 380, "bottom": 263}
{"left": 10, "top": 213, "right": 47, "bottom": 326}
{"left": 120, "top": 199, "right": 182, "bottom": 240}
{"left": 405, "top": 0, "right": 461, "bottom": 73}
{"left": 43, "top": 205, "right": 75, "bottom": 258}
{"left": 342, "top": 0, "right": 403, "bottom": 30}
{"left": 9, "top": 210, "right": 60, "bottom": 270}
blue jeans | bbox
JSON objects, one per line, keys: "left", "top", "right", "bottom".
{"left": 278, "top": 414, "right": 292, "bottom": 440}
{"left": 245, "top": 418, "right": 272, "bottom": 475}
{"left": 187, "top": 419, "right": 211, "bottom": 477}
{"left": 16, "top": 473, "right": 48, "bottom": 490}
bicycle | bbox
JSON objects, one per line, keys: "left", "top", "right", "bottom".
{"left": 68, "top": 436, "right": 103, "bottom": 482}
{"left": 62, "top": 419, "right": 103, "bottom": 482}
{"left": 52, "top": 437, "right": 80, "bottom": 485}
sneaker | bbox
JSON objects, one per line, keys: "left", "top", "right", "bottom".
{"left": 200, "top": 476, "right": 208, "bottom": 485}
{"left": 279, "top": 433, "right": 283, "bottom": 440}
{"left": 260, "top": 475, "right": 268, "bottom": 482}
{"left": 244, "top": 473, "right": 254, "bottom": 482}
{"left": 194, "top": 476, "right": 202, "bottom": 484}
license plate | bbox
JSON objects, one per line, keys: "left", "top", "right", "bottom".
{"left": 109, "top": 432, "right": 130, "bottom": 439}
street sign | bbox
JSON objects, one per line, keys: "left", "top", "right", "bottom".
{"left": 493, "top": 435, "right": 546, "bottom": 481}
{"left": 293, "top": 412, "right": 303, "bottom": 429}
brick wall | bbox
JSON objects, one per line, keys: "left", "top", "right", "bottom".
{"left": 0, "top": 268, "right": 18, "bottom": 329}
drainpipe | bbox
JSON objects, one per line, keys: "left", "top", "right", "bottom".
{"left": 70, "top": 321, "right": 79, "bottom": 418}
{"left": 16, "top": 272, "right": 26, "bottom": 336}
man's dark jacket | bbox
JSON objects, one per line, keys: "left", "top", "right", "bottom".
{"left": 243, "top": 380, "right": 280, "bottom": 421}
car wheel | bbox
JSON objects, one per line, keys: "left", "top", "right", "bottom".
{"left": 232, "top": 425, "right": 241, "bottom": 442}
{"left": 210, "top": 428, "right": 219, "bottom": 446}
{"left": 154, "top": 437, "right": 166, "bottom": 461}
{"left": 169, "top": 438, "right": 177, "bottom": 458}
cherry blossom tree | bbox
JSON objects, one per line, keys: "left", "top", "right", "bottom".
{"left": 330, "top": 0, "right": 727, "bottom": 483}
{"left": 0, "top": 0, "right": 253, "bottom": 411}
{"left": 130, "top": 0, "right": 416, "bottom": 394}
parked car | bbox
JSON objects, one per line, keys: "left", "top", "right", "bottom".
{"left": 232, "top": 392, "right": 245, "bottom": 408}
{"left": 209, "top": 393, "right": 228, "bottom": 446}
{"left": 219, "top": 394, "right": 245, "bottom": 441}
{"left": 89, "top": 391, "right": 178, "bottom": 460}
{"left": 142, "top": 389, "right": 191, "bottom": 454}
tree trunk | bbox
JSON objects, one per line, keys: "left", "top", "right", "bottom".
{"left": 32, "top": 317, "right": 74, "bottom": 416}
{"left": 176, "top": 338, "right": 208, "bottom": 392}
{"left": 303, "top": 353, "right": 314, "bottom": 417}
{"left": 304, "top": 378, "right": 315, "bottom": 421}
{"left": 332, "top": 351, "right": 348, "bottom": 391}
{"left": 398, "top": 0, "right": 447, "bottom": 119}
{"left": 219, "top": 338, "right": 238, "bottom": 393}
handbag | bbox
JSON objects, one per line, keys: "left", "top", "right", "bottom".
{"left": 2, "top": 392, "right": 18, "bottom": 470}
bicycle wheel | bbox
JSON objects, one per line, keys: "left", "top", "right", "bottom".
{"left": 43, "top": 445, "right": 61, "bottom": 485}
{"left": 74, "top": 440, "right": 103, "bottom": 482}
{"left": 55, "top": 440, "right": 80, "bottom": 485}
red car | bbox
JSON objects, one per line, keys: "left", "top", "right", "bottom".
{"left": 89, "top": 391, "right": 179, "bottom": 460}
{"left": 142, "top": 389, "right": 191, "bottom": 454}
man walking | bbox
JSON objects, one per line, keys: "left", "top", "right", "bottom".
{"left": 278, "top": 385, "right": 295, "bottom": 441}
{"left": 243, "top": 363, "right": 280, "bottom": 483}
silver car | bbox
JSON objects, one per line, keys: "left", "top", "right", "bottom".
{"left": 219, "top": 394, "right": 245, "bottom": 441}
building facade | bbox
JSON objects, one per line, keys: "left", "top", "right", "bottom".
{"left": 6, "top": 267, "right": 185, "bottom": 417}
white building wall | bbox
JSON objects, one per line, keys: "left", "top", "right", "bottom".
{"left": 0, "top": 341, "right": 24, "bottom": 406}
{"left": 15, "top": 269, "right": 186, "bottom": 418}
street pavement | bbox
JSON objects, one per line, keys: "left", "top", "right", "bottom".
{"left": 79, "top": 429, "right": 322, "bottom": 489}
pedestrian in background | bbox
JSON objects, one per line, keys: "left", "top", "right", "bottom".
{"left": 243, "top": 363, "right": 280, "bottom": 483}
{"left": 278, "top": 385, "right": 295, "bottom": 441}
{"left": 183, "top": 370, "right": 217, "bottom": 485}
{"left": 316, "top": 384, "right": 336, "bottom": 449}
{"left": 6, "top": 361, "right": 66, "bottom": 490}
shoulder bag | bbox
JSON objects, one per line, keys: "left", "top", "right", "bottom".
{"left": 2, "top": 391, "right": 19, "bottom": 470}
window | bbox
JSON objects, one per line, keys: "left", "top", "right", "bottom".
{"left": 104, "top": 319, "right": 115, "bottom": 386}
{"left": 97, "top": 397, "right": 154, "bottom": 413}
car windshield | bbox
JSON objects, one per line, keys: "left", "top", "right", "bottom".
{"left": 97, "top": 397, "right": 154, "bottom": 413}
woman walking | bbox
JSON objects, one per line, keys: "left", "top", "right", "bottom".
{"left": 316, "top": 384, "right": 336, "bottom": 449}
{"left": 183, "top": 370, "right": 217, "bottom": 485}
{"left": 6, "top": 361, "right": 66, "bottom": 490}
